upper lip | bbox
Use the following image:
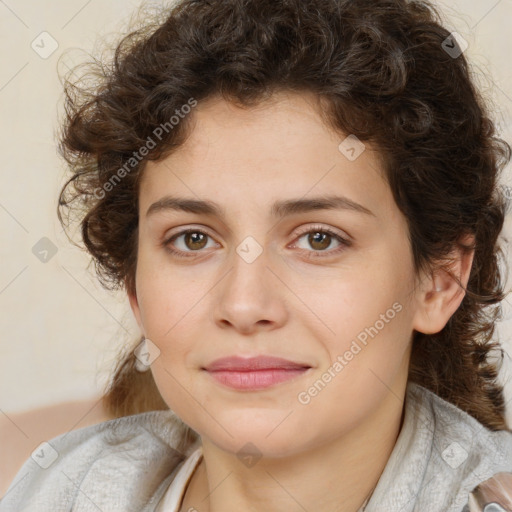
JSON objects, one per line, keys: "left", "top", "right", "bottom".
{"left": 203, "top": 356, "right": 311, "bottom": 372}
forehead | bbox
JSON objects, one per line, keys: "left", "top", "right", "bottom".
{"left": 139, "top": 92, "right": 395, "bottom": 224}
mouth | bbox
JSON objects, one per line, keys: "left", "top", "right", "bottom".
{"left": 202, "top": 356, "right": 312, "bottom": 391}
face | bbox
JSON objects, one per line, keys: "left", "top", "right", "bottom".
{"left": 128, "top": 91, "right": 427, "bottom": 458}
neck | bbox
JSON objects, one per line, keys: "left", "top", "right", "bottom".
{"left": 180, "top": 380, "right": 408, "bottom": 512}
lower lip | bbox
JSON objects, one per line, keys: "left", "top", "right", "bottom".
{"left": 205, "top": 368, "right": 310, "bottom": 391}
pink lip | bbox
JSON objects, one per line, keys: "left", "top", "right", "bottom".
{"left": 202, "top": 356, "right": 312, "bottom": 391}
{"left": 203, "top": 356, "right": 311, "bottom": 372}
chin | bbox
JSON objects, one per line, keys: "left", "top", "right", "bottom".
{"left": 197, "top": 413, "right": 317, "bottom": 460}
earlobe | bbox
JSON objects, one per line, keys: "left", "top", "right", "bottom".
{"left": 412, "top": 234, "right": 475, "bottom": 335}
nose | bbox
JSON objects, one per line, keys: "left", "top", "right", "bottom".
{"left": 211, "top": 241, "right": 288, "bottom": 335}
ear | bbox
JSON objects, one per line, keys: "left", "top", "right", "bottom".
{"left": 126, "top": 280, "right": 144, "bottom": 334}
{"left": 412, "top": 234, "right": 475, "bottom": 335}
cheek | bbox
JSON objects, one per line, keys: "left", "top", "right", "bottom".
{"left": 307, "top": 262, "right": 413, "bottom": 367}
{"left": 298, "top": 264, "right": 403, "bottom": 331}
{"left": 134, "top": 272, "right": 203, "bottom": 360}
{"left": 135, "top": 260, "right": 198, "bottom": 336}
{"left": 149, "top": 360, "right": 194, "bottom": 420}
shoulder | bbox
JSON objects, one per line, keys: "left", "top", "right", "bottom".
{"left": 408, "top": 382, "right": 512, "bottom": 510}
{"left": 409, "top": 381, "right": 512, "bottom": 460}
{"left": 0, "top": 410, "right": 200, "bottom": 512}
{"left": 0, "top": 397, "right": 114, "bottom": 498}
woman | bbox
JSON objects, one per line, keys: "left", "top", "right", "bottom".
{"left": 2, "top": 0, "right": 512, "bottom": 510}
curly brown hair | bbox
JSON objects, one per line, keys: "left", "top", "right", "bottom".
{"left": 57, "top": 0, "right": 512, "bottom": 430}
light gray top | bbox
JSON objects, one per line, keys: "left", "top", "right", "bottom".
{"left": 1, "top": 381, "right": 512, "bottom": 511}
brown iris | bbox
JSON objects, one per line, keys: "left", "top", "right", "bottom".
{"left": 307, "top": 231, "right": 331, "bottom": 251}
{"left": 185, "top": 232, "right": 208, "bottom": 250}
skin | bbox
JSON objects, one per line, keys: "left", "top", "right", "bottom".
{"left": 128, "top": 91, "right": 474, "bottom": 512}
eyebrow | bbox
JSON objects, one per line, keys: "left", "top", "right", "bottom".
{"left": 146, "top": 194, "right": 376, "bottom": 219}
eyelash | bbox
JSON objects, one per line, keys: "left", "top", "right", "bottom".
{"left": 162, "top": 224, "right": 351, "bottom": 259}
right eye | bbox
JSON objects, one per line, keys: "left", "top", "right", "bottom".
{"left": 163, "top": 228, "right": 219, "bottom": 258}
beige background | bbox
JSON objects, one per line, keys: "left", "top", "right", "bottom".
{"left": 1, "top": 0, "right": 511, "bottom": 420}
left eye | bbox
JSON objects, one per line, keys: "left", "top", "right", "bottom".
{"left": 293, "top": 227, "right": 349, "bottom": 255}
